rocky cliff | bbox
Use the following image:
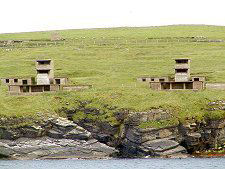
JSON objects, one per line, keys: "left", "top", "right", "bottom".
{"left": 63, "top": 100, "right": 225, "bottom": 158}
{"left": 0, "top": 117, "right": 117, "bottom": 160}
{"left": 0, "top": 101, "right": 224, "bottom": 159}
{"left": 119, "top": 111, "right": 225, "bottom": 158}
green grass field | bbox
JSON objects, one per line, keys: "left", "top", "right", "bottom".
{"left": 0, "top": 25, "right": 225, "bottom": 126}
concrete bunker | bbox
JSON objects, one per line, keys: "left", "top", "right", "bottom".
{"left": 138, "top": 58, "right": 205, "bottom": 91}
{"left": 1, "top": 59, "right": 90, "bottom": 94}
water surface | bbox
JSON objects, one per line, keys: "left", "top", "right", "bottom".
{"left": 0, "top": 158, "right": 224, "bottom": 169}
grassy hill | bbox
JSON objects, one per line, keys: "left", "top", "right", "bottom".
{"left": 0, "top": 25, "right": 225, "bottom": 126}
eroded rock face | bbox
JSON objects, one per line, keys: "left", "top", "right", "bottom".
{"left": 47, "top": 117, "right": 92, "bottom": 140}
{"left": 0, "top": 117, "right": 118, "bottom": 160}
{"left": 178, "top": 119, "right": 225, "bottom": 153}
{"left": 117, "top": 110, "right": 186, "bottom": 158}
{"left": 120, "top": 125, "right": 187, "bottom": 158}
{"left": 119, "top": 110, "right": 225, "bottom": 158}
{"left": 0, "top": 104, "right": 224, "bottom": 159}
{"left": 0, "top": 137, "right": 117, "bottom": 160}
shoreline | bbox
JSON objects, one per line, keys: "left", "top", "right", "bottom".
{"left": 1, "top": 156, "right": 225, "bottom": 161}
{"left": 0, "top": 115, "right": 224, "bottom": 160}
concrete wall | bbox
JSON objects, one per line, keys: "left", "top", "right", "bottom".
{"left": 8, "top": 85, "right": 21, "bottom": 93}
{"left": 37, "top": 74, "right": 50, "bottom": 85}
{"left": 174, "top": 63, "right": 190, "bottom": 69}
{"left": 150, "top": 82, "right": 161, "bottom": 90}
{"left": 191, "top": 76, "right": 205, "bottom": 82}
{"left": 1, "top": 78, "right": 32, "bottom": 85}
{"left": 206, "top": 83, "right": 225, "bottom": 90}
{"left": 50, "top": 85, "right": 60, "bottom": 91}
{"left": 193, "top": 81, "right": 204, "bottom": 90}
{"left": 53, "top": 77, "right": 68, "bottom": 85}
{"left": 175, "top": 73, "right": 190, "bottom": 82}
{"left": 8, "top": 84, "right": 60, "bottom": 94}
{"left": 150, "top": 81, "right": 204, "bottom": 90}
{"left": 137, "top": 77, "right": 148, "bottom": 82}
{"left": 137, "top": 77, "right": 170, "bottom": 82}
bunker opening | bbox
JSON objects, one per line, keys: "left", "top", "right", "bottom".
{"left": 161, "top": 82, "right": 170, "bottom": 90}
{"left": 55, "top": 79, "right": 61, "bottom": 84}
{"left": 172, "top": 82, "right": 184, "bottom": 89}
{"left": 37, "top": 70, "right": 49, "bottom": 74}
{"left": 175, "top": 59, "right": 189, "bottom": 64}
{"left": 37, "top": 60, "right": 51, "bottom": 65}
{"left": 22, "top": 80, "right": 28, "bottom": 85}
{"left": 21, "top": 86, "right": 29, "bottom": 93}
{"left": 175, "top": 69, "right": 188, "bottom": 73}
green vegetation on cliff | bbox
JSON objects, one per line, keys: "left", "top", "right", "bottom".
{"left": 0, "top": 25, "right": 225, "bottom": 126}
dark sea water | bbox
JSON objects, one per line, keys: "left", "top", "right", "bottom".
{"left": 0, "top": 158, "right": 224, "bottom": 169}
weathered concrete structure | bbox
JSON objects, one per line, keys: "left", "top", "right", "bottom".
{"left": 1, "top": 59, "right": 90, "bottom": 94}
{"left": 150, "top": 81, "right": 204, "bottom": 90}
{"left": 36, "top": 59, "right": 54, "bottom": 85}
{"left": 1, "top": 77, "right": 33, "bottom": 86}
{"left": 174, "top": 59, "right": 190, "bottom": 82}
{"left": 138, "top": 59, "right": 205, "bottom": 91}
{"left": 137, "top": 76, "right": 171, "bottom": 83}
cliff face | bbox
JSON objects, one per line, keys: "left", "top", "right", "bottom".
{"left": 0, "top": 117, "right": 118, "bottom": 160}
{"left": 119, "top": 112, "right": 225, "bottom": 158}
{"left": 0, "top": 103, "right": 224, "bottom": 159}
{"left": 64, "top": 104, "right": 225, "bottom": 158}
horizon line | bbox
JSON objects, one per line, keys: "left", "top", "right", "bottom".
{"left": 1, "top": 24, "right": 225, "bottom": 35}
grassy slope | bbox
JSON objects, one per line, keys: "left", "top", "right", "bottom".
{"left": 0, "top": 25, "right": 225, "bottom": 125}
